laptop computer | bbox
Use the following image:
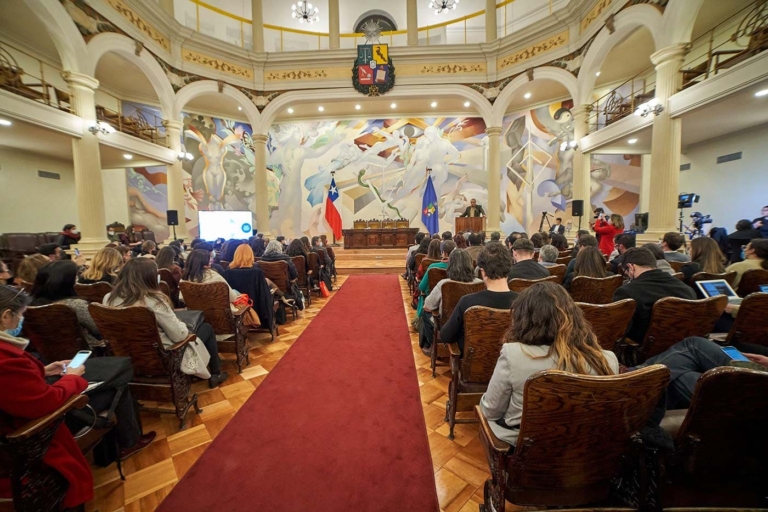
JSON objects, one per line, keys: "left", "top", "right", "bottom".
{"left": 695, "top": 279, "right": 742, "bottom": 305}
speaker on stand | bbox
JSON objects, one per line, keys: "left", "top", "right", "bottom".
{"left": 571, "top": 200, "right": 584, "bottom": 231}
{"left": 166, "top": 210, "right": 179, "bottom": 241}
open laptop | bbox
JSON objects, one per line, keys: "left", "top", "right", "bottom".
{"left": 695, "top": 279, "right": 742, "bottom": 305}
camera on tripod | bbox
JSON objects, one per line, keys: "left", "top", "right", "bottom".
{"left": 690, "top": 212, "right": 712, "bottom": 231}
{"left": 593, "top": 207, "right": 605, "bottom": 219}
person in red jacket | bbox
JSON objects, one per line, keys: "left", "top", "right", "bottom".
{"left": 591, "top": 212, "right": 625, "bottom": 257}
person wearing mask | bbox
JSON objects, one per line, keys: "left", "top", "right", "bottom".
{"left": 537, "top": 245, "right": 559, "bottom": 268}
{"left": 726, "top": 239, "right": 768, "bottom": 289}
{"left": 661, "top": 232, "right": 689, "bottom": 262}
{"left": 508, "top": 238, "right": 550, "bottom": 280}
{"left": 591, "top": 213, "right": 625, "bottom": 257}
{"left": 728, "top": 219, "right": 763, "bottom": 263}
{"left": 107, "top": 227, "right": 120, "bottom": 243}
{"left": 38, "top": 243, "right": 63, "bottom": 262}
{"left": 79, "top": 247, "right": 124, "bottom": 285}
{"left": 261, "top": 240, "right": 299, "bottom": 281}
{"left": 30, "top": 261, "right": 103, "bottom": 349}
{"left": 752, "top": 205, "right": 768, "bottom": 238}
{"left": 642, "top": 243, "right": 676, "bottom": 275}
{"left": 480, "top": 282, "right": 618, "bottom": 447}
{"left": 441, "top": 242, "right": 518, "bottom": 356}
{"left": 563, "top": 246, "right": 613, "bottom": 290}
{"left": 56, "top": 224, "right": 81, "bottom": 249}
{"left": 680, "top": 237, "right": 726, "bottom": 283}
{"left": 108, "top": 258, "right": 228, "bottom": 387}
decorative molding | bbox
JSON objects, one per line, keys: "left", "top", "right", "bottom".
{"left": 580, "top": 0, "right": 614, "bottom": 34}
{"left": 498, "top": 30, "right": 570, "bottom": 70}
{"left": 417, "top": 63, "right": 486, "bottom": 75}
{"left": 104, "top": 0, "right": 170, "bottom": 50}
{"left": 265, "top": 69, "right": 330, "bottom": 81}
{"left": 181, "top": 49, "right": 253, "bottom": 80}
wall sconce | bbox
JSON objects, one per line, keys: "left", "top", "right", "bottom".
{"left": 559, "top": 140, "right": 579, "bottom": 151}
{"left": 87, "top": 121, "right": 115, "bottom": 135}
{"left": 177, "top": 151, "right": 194, "bottom": 161}
{"left": 634, "top": 97, "right": 664, "bottom": 117}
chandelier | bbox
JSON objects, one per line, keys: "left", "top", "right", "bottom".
{"left": 429, "top": 0, "right": 459, "bottom": 14}
{"left": 291, "top": 1, "right": 319, "bottom": 24}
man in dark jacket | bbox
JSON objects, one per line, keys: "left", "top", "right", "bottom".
{"left": 508, "top": 238, "right": 550, "bottom": 280}
{"left": 613, "top": 247, "right": 696, "bottom": 342}
{"left": 460, "top": 199, "right": 485, "bottom": 218}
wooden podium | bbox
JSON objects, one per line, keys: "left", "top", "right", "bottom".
{"left": 455, "top": 216, "right": 485, "bottom": 233}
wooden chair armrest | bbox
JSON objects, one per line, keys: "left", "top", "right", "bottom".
{"left": 474, "top": 406, "right": 511, "bottom": 454}
{"left": 623, "top": 338, "right": 639, "bottom": 347}
{"left": 8, "top": 395, "right": 88, "bottom": 440}
{"left": 232, "top": 304, "right": 250, "bottom": 316}
{"left": 168, "top": 334, "right": 196, "bottom": 352}
{"left": 448, "top": 342, "right": 461, "bottom": 357}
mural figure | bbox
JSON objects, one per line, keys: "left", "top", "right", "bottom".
{"left": 185, "top": 127, "right": 242, "bottom": 211}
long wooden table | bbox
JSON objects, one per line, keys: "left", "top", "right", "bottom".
{"left": 341, "top": 228, "right": 419, "bottom": 249}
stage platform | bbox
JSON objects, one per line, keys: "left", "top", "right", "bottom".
{"left": 333, "top": 246, "right": 408, "bottom": 275}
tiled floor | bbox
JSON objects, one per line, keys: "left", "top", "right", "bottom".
{"left": 85, "top": 273, "right": 512, "bottom": 512}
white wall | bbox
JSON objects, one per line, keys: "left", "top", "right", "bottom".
{"left": 102, "top": 168, "right": 131, "bottom": 227}
{"left": 679, "top": 123, "right": 768, "bottom": 232}
{"left": 0, "top": 147, "right": 79, "bottom": 233}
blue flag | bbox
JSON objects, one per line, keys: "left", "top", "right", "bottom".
{"left": 421, "top": 175, "right": 439, "bottom": 235}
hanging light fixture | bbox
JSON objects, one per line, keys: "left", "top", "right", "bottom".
{"left": 429, "top": 0, "right": 459, "bottom": 14}
{"left": 291, "top": 1, "right": 319, "bottom": 24}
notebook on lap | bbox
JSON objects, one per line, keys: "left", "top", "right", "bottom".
{"left": 695, "top": 279, "right": 742, "bottom": 305}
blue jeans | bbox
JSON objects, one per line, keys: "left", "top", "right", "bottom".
{"left": 639, "top": 336, "right": 731, "bottom": 409}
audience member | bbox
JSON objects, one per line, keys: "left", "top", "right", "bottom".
{"left": 181, "top": 249, "right": 240, "bottom": 303}
{"left": 138, "top": 240, "right": 157, "bottom": 258}
{"left": 592, "top": 213, "right": 625, "bottom": 257}
{"left": 167, "top": 241, "right": 186, "bottom": 268}
{"left": 286, "top": 239, "right": 310, "bottom": 273}
{"left": 56, "top": 224, "right": 81, "bottom": 249}
{"left": 415, "top": 241, "right": 456, "bottom": 313}
{"left": 726, "top": 238, "right": 768, "bottom": 289}
{"left": 155, "top": 246, "right": 182, "bottom": 286}
{"left": 565, "top": 234, "right": 598, "bottom": 282}
{"left": 220, "top": 239, "right": 246, "bottom": 263}
{"left": 116, "top": 245, "right": 132, "bottom": 263}
{"left": 15, "top": 254, "right": 50, "bottom": 287}
{"left": 30, "top": 260, "right": 103, "bottom": 348}
{"left": 753, "top": 205, "right": 768, "bottom": 238}
{"left": 480, "top": 282, "right": 618, "bottom": 447}
{"left": 407, "top": 236, "right": 431, "bottom": 274}
{"left": 250, "top": 237, "right": 267, "bottom": 257}
{"left": 107, "top": 226, "right": 120, "bottom": 243}
{"left": 0, "top": 262, "right": 9, "bottom": 286}
{"left": 570, "top": 229, "right": 590, "bottom": 258}
{"left": 728, "top": 219, "right": 763, "bottom": 263}
{"left": 613, "top": 247, "right": 696, "bottom": 342}
{"left": 79, "top": 247, "right": 124, "bottom": 285}
{"left": 276, "top": 235, "right": 289, "bottom": 251}
{"left": 661, "top": 232, "right": 689, "bottom": 262}
{"left": 442, "top": 231, "right": 453, "bottom": 241}
{"left": 193, "top": 242, "right": 226, "bottom": 275}
{"left": 39, "top": 243, "right": 63, "bottom": 261}
{"left": 224, "top": 244, "right": 274, "bottom": 325}
{"left": 311, "top": 236, "right": 332, "bottom": 268}
{"left": 261, "top": 241, "right": 299, "bottom": 281}
{"left": 441, "top": 242, "right": 517, "bottom": 356}
{"left": 465, "top": 233, "right": 485, "bottom": 262}
{"left": 550, "top": 232, "right": 568, "bottom": 251}
{"left": 642, "top": 243, "right": 675, "bottom": 275}
{"left": 563, "top": 246, "right": 612, "bottom": 290}
{"left": 538, "top": 245, "right": 559, "bottom": 268}
{"left": 508, "top": 238, "right": 550, "bottom": 280}
{"left": 489, "top": 232, "right": 501, "bottom": 243}
{"left": 608, "top": 233, "right": 636, "bottom": 273}
{"left": 680, "top": 237, "right": 726, "bottom": 282}
{"left": 550, "top": 217, "right": 566, "bottom": 235}
{"left": 530, "top": 233, "right": 544, "bottom": 250}
{"left": 540, "top": 231, "right": 551, "bottom": 246}
{"left": 453, "top": 233, "right": 467, "bottom": 249}
{"left": 406, "top": 232, "right": 427, "bottom": 267}
{"left": 0, "top": 286, "right": 155, "bottom": 509}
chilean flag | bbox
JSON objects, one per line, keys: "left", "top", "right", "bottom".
{"left": 325, "top": 177, "right": 343, "bottom": 240}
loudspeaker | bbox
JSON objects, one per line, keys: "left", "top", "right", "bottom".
{"left": 572, "top": 200, "right": 584, "bottom": 217}
{"left": 166, "top": 210, "right": 179, "bottom": 226}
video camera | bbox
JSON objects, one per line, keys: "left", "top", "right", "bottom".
{"left": 690, "top": 212, "right": 712, "bottom": 230}
{"left": 593, "top": 207, "right": 605, "bottom": 219}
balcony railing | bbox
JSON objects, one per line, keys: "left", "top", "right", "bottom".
{"left": 680, "top": 0, "right": 767, "bottom": 89}
{"left": 95, "top": 93, "right": 166, "bottom": 146}
{"left": 181, "top": 0, "right": 553, "bottom": 51}
{"left": 587, "top": 69, "right": 657, "bottom": 133}
{"left": 0, "top": 41, "right": 72, "bottom": 113}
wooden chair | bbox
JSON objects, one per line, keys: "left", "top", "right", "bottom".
{"left": 723, "top": 292, "right": 768, "bottom": 348}
{"left": 672, "top": 272, "right": 685, "bottom": 280}
{"left": 290, "top": 255, "right": 311, "bottom": 307}
{"left": 179, "top": 281, "right": 251, "bottom": 373}
{"left": 158, "top": 268, "right": 180, "bottom": 307}
{"left": 426, "top": 266, "right": 447, "bottom": 293}
{"left": 23, "top": 304, "right": 92, "bottom": 363}
{"left": 367, "top": 220, "right": 382, "bottom": 229}
{"left": 569, "top": 275, "right": 623, "bottom": 304}
{"left": 446, "top": 306, "right": 510, "bottom": 439}
{"left": 257, "top": 260, "right": 298, "bottom": 320}
{"left": 74, "top": 282, "right": 113, "bottom": 303}
{"left": 477, "top": 365, "right": 669, "bottom": 512}
{"left": 555, "top": 255, "right": 572, "bottom": 265}
{"left": 419, "top": 257, "right": 440, "bottom": 276}
{"left": 736, "top": 268, "right": 768, "bottom": 296}
{"left": 410, "top": 254, "right": 427, "bottom": 294}
{"left": 576, "top": 299, "right": 636, "bottom": 352}
{"left": 395, "top": 218, "right": 410, "bottom": 228}
{"left": 353, "top": 219, "right": 367, "bottom": 229}
{"left": 158, "top": 280, "right": 172, "bottom": 302}
{"left": 431, "top": 281, "right": 485, "bottom": 377}
{"left": 631, "top": 296, "right": 728, "bottom": 364}
{"left": 546, "top": 264, "right": 566, "bottom": 284}
{"left": 307, "top": 252, "right": 319, "bottom": 293}
{"left": 325, "top": 246, "right": 338, "bottom": 282}
{"left": 507, "top": 275, "right": 559, "bottom": 293}
{"left": 689, "top": 271, "right": 737, "bottom": 290}
{"left": 89, "top": 303, "right": 201, "bottom": 430}
{"left": 668, "top": 261, "right": 685, "bottom": 273}
{"left": 661, "top": 367, "right": 768, "bottom": 508}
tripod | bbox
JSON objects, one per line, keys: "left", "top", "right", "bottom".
{"left": 538, "top": 212, "right": 552, "bottom": 233}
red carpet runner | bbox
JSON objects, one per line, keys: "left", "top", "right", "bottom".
{"left": 158, "top": 275, "right": 439, "bottom": 512}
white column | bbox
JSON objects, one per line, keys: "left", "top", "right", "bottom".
{"left": 640, "top": 154, "right": 652, "bottom": 213}
{"left": 645, "top": 43, "right": 687, "bottom": 241}
{"left": 328, "top": 0, "right": 340, "bottom": 49}
{"left": 570, "top": 105, "right": 591, "bottom": 215}
{"left": 251, "top": 0, "right": 265, "bottom": 53}
{"left": 485, "top": 0, "right": 497, "bottom": 42}
{"left": 63, "top": 71, "right": 110, "bottom": 254}
{"left": 162, "top": 120, "right": 189, "bottom": 242}
{"left": 486, "top": 127, "right": 502, "bottom": 233}
{"left": 252, "top": 134, "right": 271, "bottom": 237}
{"left": 407, "top": 0, "right": 419, "bottom": 46}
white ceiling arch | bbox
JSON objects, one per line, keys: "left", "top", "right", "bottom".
{"left": 86, "top": 33, "right": 176, "bottom": 119}
{"left": 174, "top": 80, "right": 262, "bottom": 129}
{"left": 491, "top": 66, "right": 579, "bottom": 126}
{"left": 259, "top": 84, "right": 494, "bottom": 133}
{"left": 22, "top": 0, "right": 88, "bottom": 73}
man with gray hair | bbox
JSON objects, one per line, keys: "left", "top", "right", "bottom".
{"left": 538, "top": 245, "right": 559, "bottom": 268}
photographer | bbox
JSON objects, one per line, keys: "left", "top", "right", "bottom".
{"left": 590, "top": 209, "right": 625, "bottom": 257}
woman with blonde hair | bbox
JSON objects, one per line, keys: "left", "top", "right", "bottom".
{"left": 480, "top": 282, "right": 618, "bottom": 446}
{"left": 79, "top": 247, "right": 124, "bottom": 284}
{"left": 223, "top": 244, "right": 274, "bottom": 327}
{"left": 681, "top": 236, "right": 726, "bottom": 282}
{"left": 15, "top": 254, "right": 50, "bottom": 288}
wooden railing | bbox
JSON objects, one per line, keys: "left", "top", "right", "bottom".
{"left": 95, "top": 93, "right": 166, "bottom": 146}
{"left": 0, "top": 41, "right": 72, "bottom": 113}
{"left": 587, "top": 68, "right": 657, "bottom": 133}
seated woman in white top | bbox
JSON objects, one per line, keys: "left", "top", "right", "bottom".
{"left": 104, "top": 258, "right": 229, "bottom": 388}
{"left": 480, "top": 282, "right": 619, "bottom": 447}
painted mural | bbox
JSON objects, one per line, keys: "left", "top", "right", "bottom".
{"left": 125, "top": 107, "right": 640, "bottom": 241}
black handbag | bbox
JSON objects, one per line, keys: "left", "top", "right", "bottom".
{"left": 174, "top": 309, "right": 205, "bottom": 333}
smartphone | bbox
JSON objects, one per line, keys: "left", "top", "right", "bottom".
{"left": 74, "top": 248, "right": 81, "bottom": 257}
{"left": 67, "top": 350, "right": 92, "bottom": 370}
{"left": 721, "top": 346, "right": 750, "bottom": 362}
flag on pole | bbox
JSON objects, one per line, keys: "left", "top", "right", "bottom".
{"left": 325, "top": 177, "right": 343, "bottom": 240}
{"left": 421, "top": 174, "right": 439, "bottom": 236}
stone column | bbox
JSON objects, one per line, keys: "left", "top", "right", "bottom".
{"left": 570, "top": 105, "right": 592, "bottom": 226}
{"left": 252, "top": 133, "right": 271, "bottom": 237}
{"left": 162, "top": 120, "right": 189, "bottom": 241}
{"left": 159, "top": 0, "right": 174, "bottom": 17}
{"left": 407, "top": 0, "right": 419, "bottom": 46}
{"left": 251, "top": 0, "right": 264, "bottom": 53}
{"left": 486, "top": 127, "right": 502, "bottom": 233}
{"left": 63, "top": 71, "right": 110, "bottom": 254}
{"left": 640, "top": 154, "right": 652, "bottom": 213}
{"left": 485, "top": 0, "right": 497, "bottom": 42}
{"left": 645, "top": 43, "right": 687, "bottom": 241}
{"left": 328, "top": 0, "right": 340, "bottom": 49}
